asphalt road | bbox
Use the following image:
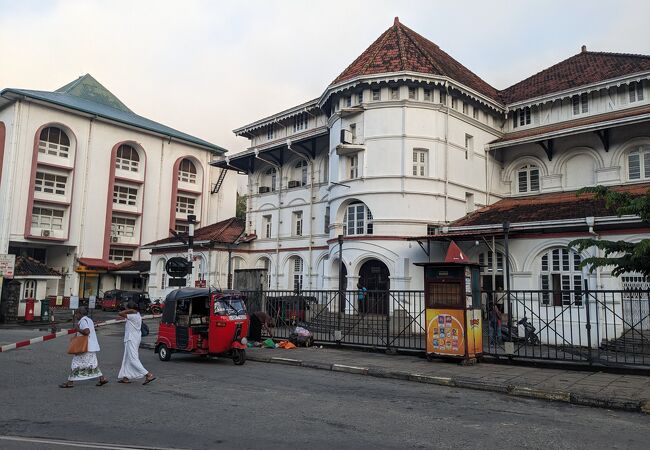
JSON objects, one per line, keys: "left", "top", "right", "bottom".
{"left": 0, "top": 324, "right": 649, "bottom": 450}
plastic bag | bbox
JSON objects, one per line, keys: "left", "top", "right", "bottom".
{"left": 262, "top": 338, "right": 276, "bottom": 349}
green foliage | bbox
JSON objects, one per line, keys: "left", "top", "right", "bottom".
{"left": 568, "top": 186, "right": 650, "bottom": 279}
{"left": 236, "top": 193, "right": 247, "bottom": 220}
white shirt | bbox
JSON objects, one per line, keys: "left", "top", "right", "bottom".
{"left": 124, "top": 313, "right": 142, "bottom": 342}
{"left": 78, "top": 316, "right": 100, "bottom": 352}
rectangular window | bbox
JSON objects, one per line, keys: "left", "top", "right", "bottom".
{"left": 263, "top": 215, "right": 272, "bottom": 238}
{"left": 465, "top": 193, "right": 475, "bottom": 213}
{"left": 451, "top": 98, "right": 458, "bottom": 109}
{"left": 349, "top": 123, "right": 357, "bottom": 143}
{"left": 423, "top": 89, "right": 431, "bottom": 101}
{"left": 513, "top": 111, "right": 518, "bottom": 129}
{"left": 439, "top": 91, "right": 447, "bottom": 105}
{"left": 31, "top": 206, "right": 64, "bottom": 230}
{"left": 573, "top": 94, "right": 588, "bottom": 115}
{"left": 517, "top": 107, "right": 531, "bottom": 126}
{"left": 111, "top": 216, "right": 136, "bottom": 237}
{"left": 390, "top": 87, "right": 399, "bottom": 100}
{"left": 266, "top": 124, "right": 274, "bottom": 140}
{"left": 35, "top": 172, "right": 67, "bottom": 195}
{"left": 530, "top": 169, "right": 540, "bottom": 191}
{"left": 472, "top": 107, "right": 479, "bottom": 120}
{"left": 175, "top": 222, "right": 189, "bottom": 234}
{"left": 175, "top": 196, "right": 196, "bottom": 215}
{"left": 581, "top": 93, "right": 588, "bottom": 113}
{"left": 408, "top": 87, "right": 417, "bottom": 100}
{"left": 412, "top": 149, "right": 428, "bottom": 177}
{"left": 628, "top": 152, "right": 641, "bottom": 179}
{"left": 427, "top": 224, "right": 437, "bottom": 235}
{"left": 294, "top": 113, "right": 308, "bottom": 132}
{"left": 357, "top": 91, "right": 363, "bottom": 104}
{"left": 629, "top": 82, "right": 644, "bottom": 102}
{"left": 324, "top": 206, "right": 330, "bottom": 233}
{"left": 345, "top": 96, "right": 352, "bottom": 107}
{"left": 108, "top": 248, "right": 133, "bottom": 263}
{"left": 348, "top": 154, "right": 359, "bottom": 179}
{"left": 462, "top": 102, "right": 468, "bottom": 114}
{"left": 464, "top": 134, "right": 474, "bottom": 160}
{"left": 372, "top": 89, "right": 381, "bottom": 101}
{"left": 293, "top": 211, "right": 303, "bottom": 236}
{"left": 113, "top": 185, "right": 138, "bottom": 206}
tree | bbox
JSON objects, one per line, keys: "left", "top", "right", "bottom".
{"left": 569, "top": 186, "right": 650, "bottom": 279}
{"left": 236, "top": 193, "right": 247, "bottom": 220}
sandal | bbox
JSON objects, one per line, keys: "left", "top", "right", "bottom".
{"left": 118, "top": 378, "right": 131, "bottom": 384}
{"left": 143, "top": 376, "right": 157, "bottom": 385}
{"left": 59, "top": 382, "right": 74, "bottom": 388}
{"left": 96, "top": 379, "right": 109, "bottom": 387}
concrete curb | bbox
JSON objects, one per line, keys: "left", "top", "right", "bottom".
{"left": 245, "top": 354, "right": 649, "bottom": 415}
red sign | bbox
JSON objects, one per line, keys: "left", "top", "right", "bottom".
{"left": 195, "top": 279, "right": 206, "bottom": 288}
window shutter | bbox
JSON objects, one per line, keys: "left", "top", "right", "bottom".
{"left": 629, "top": 152, "right": 641, "bottom": 179}
{"left": 644, "top": 151, "right": 650, "bottom": 179}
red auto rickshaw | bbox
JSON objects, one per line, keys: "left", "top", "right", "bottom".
{"left": 154, "top": 288, "right": 249, "bottom": 365}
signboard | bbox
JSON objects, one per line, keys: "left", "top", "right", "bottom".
{"left": 88, "top": 296, "right": 97, "bottom": 309}
{"left": 426, "top": 309, "right": 466, "bottom": 357}
{"left": 195, "top": 279, "right": 206, "bottom": 288}
{"left": 69, "top": 296, "right": 80, "bottom": 310}
{"left": 168, "top": 278, "right": 187, "bottom": 287}
{"left": 56, "top": 295, "right": 63, "bottom": 306}
{"left": 0, "top": 254, "right": 16, "bottom": 278}
{"left": 166, "top": 257, "right": 192, "bottom": 278}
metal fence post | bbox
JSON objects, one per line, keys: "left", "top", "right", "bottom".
{"left": 584, "top": 280, "right": 592, "bottom": 365}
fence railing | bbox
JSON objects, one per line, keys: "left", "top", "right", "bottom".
{"left": 241, "top": 289, "right": 650, "bottom": 368}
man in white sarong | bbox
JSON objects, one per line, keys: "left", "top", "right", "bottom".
{"left": 118, "top": 302, "right": 156, "bottom": 385}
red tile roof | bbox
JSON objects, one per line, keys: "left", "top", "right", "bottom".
{"left": 145, "top": 217, "right": 248, "bottom": 247}
{"left": 492, "top": 104, "right": 650, "bottom": 145}
{"left": 500, "top": 50, "right": 650, "bottom": 104}
{"left": 77, "top": 258, "right": 117, "bottom": 271}
{"left": 332, "top": 17, "right": 499, "bottom": 100}
{"left": 452, "top": 183, "right": 650, "bottom": 227}
{"left": 14, "top": 256, "right": 61, "bottom": 277}
{"left": 112, "top": 260, "right": 151, "bottom": 272}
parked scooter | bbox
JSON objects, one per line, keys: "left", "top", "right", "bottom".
{"left": 145, "top": 299, "right": 163, "bottom": 315}
{"left": 501, "top": 317, "right": 540, "bottom": 345}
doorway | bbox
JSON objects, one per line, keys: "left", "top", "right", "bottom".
{"left": 359, "top": 259, "right": 390, "bottom": 314}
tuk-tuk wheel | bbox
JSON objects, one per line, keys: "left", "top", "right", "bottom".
{"left": 232, "top": 349, "right": 246, "bottom": 365}
{"left": 158, "top": 344, "right": 172, "bottom": 361}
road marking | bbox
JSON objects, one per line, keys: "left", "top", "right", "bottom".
{"left": 0, "top": 435, "right": 188, "bottom": 450}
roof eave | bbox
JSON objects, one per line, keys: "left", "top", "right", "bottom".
{"left": 233, "top": 98, "right": 321, "bottom": 136}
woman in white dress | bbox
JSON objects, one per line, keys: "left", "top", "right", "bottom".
{"left": 118, "top": 302, "right": 156, "bottom": 385}
{"left": 59, "top": 307, "right": 109, "bottom": 388}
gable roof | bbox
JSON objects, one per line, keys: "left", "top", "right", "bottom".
{"left": 0, "top": 74, "right": 226, "bottom": 154}
{"left": 144, "top": 217, "right": 250, "bottom": 248}
{"left": 331, "top": 18, "right": 499, "bottom": 101}
{"left": 14, "top": 256, "right": 61, "bottom": 277}
{"left": 452, "top": 183, "right": 650, "bottom": 227}
{"left": 500, "top": 50, "right": 650, "bottom": 104}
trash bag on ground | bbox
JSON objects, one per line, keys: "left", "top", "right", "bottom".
{"left": 262, "top": 338, "right": 276, "bottom": 349}
{"left": 289, "top": 326, "right": 314, "bottom": 347}
{"left": 278, "top": 340, "right": 296, "bottom": 349}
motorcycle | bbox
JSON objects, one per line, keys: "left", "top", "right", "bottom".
{"left": 501, "top": 316, "right": 540, "bottom": 345}
{"left": 145, "top": 299, "right": 163, "bottom": 315}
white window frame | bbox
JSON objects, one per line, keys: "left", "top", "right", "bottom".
{"left": 423, "top": 89, "right": 431, "bottom": 101}
{"left": 294, "top": 113, "right": 307, "bottom": 132}
{"left": 38, "top": 127, "right": 70, "bottom": 158}
{"left": 267, "top": 124, "right": 274, "bottom": 140}
{"left": 23, "top": 280, "right": 37, "bottom": 299}
{"left": 108, "top": 247, "right": 134, "bottom": 263}
{"left": 345, "top": 96, "right": 352, "bottom": 107}
{"left": 517, "top": 165, "right": 540, "bottom": 193}
{"left": 115, "top": 144, "right": 140, "bottom": 172}
{"left": 348, "top": 154, "right": 359, "bottom": 179}
{"left": 178, "top": 159, "right": 197, "bottom": 184}
{"left": 540, "top": 248, "right": 583, "bottom": 306}
{"left": 439, "top": 91, "right": 447, "bottom": 105}
{"left": 31, "top": 206, "right": 65, "bottom": 230}
{"left": 390, "top": 87, "right": 399, "bottom": 100}
{"left": 627, "top": 146, "right": 650, "bottom": 181}
{"left": 343, "top": 202, "right": 373, "bottom": 236}
{"left": 293, "top": 211, "right": 303, "bottom": 236}
{"left": 295, "top": 160, "right": 308, "bottom": 186}
{"left": 462, "top": 102, "right": 468, "bottom": 114}
{"left": 263, "top": 215, "right": 272, "bottom": 238}
{"left": 291, "top": 257, "right": 304, "bottom": 291}
{"left": 412, "top": 149, "right": 428, "bottom": 177}
{"left": 113, "top": 184, "right": 138, "bottom": 206}
{"left": 629, "top": 82, "right": 644, "bottom": 103}
{"left": 35, "top": 171, "right": 67, "bottom": 196}
{"left": 176, "top": 195, "right": 196, "bottom": 215}
{"left": 111, "top": 215, "right": 136, "bottom": 237}
{"left": 408, "top": 87, "right": 417, "bottom": 100}
{"left": 266, "top": 168, "right": 277, "bottom": 191}
{"left": 572, "top": 93, "right": 589, "bottom": 115}
{"left": 175, "top": 222, "right": 189, "bottom": 234}
{"left": 372, "top": 89, "right": 381, "bottom": 101}
{"left": 357, "top": 91, "right": 363, "bottom": 105}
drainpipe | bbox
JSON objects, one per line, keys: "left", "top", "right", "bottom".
{"left": 444, "top": 82, "right": 450, "bottom": 223}
{"left": 286, "top": 139, "right": 315, "bottom": 288}
{"left": 254, "top": 149, "right": 281, "bottom": 289}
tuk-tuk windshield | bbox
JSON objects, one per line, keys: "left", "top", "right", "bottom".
{"left": 214, "top": 297, "right": 247, "bottom": 316}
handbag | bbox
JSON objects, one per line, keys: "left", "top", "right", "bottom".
{"left": 141, "top": 322, "right": 149, "bottom": 337}
{"left": 67, "top": 335, "right": 89, "bottom": 355}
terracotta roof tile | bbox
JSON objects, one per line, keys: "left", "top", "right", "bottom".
{"left": 15, "top": 256, "right": 61, "bottom": 277}
{"left": 77, "top": 258, "right": 117, "bottom": 270}
{"left": 500, "top": 51, "right": 650, "bottom": 104}
{"left": 332, "top": 18, "right": 499, "bottom": 100}
{"left": 453, "top": 183, "right": 650, "bottom": 227}
{"left": 112, "top": 260, "right": 151, "bottom": 272}
{"left": 144, "top": 217, "right": 248, "bottom": 247}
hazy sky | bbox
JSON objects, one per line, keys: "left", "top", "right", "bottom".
{"left": 1, "top": 0, "right": 649, "bottom": 155}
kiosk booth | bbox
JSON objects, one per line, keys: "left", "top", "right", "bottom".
{"left": 416, "top": 242, "right": 483, "bottom": 361}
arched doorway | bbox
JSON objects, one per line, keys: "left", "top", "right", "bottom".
{"left": 359, "top": 260, "right": 389, "bottom": 314}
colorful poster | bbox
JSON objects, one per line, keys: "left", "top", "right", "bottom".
{"left": 466, "top": 309, "right": 483, "bottom": 357}
{"left": 426, "top": 309, "right": 465, "bottom": 356}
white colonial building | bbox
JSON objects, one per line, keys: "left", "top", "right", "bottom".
{"left": 0, "top": 74, "right": 236, "bottom": 315}
{"left": 209, "top": 17, "right": 650, "bottom": 312}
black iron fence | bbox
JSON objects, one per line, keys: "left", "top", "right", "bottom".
{"left": 241, "top": 289, "right": 650, "bottom": 368}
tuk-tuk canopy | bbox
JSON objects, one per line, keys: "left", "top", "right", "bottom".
{"left": 164, "top": 288, "right": 242, "bottom": 303}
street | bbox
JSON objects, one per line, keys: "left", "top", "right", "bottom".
{"left": 1, "top": 324, "right": 649, "bottom": 450}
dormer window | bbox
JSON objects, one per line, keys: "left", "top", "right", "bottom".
{"left": 572, "top": 93, "right": 588, "bottom": 115}
{"left": 517, "top": 164, "right": 540, "bottom": 193}
{"left": 38, "top": 127, "right": 70, "bottom": 158}
{"left": 294, "top": 113, "right": 307, "bottom": 132}
{"left": 178, "top": 159, "right": 197, "bottom": 184}
{"left": 629, "top": 82, "right": 644, "bottom": 103}
{"left": 628, "top": 146, "right": 650, "bottom": 180}
{"left": 115, "top": 144, "right": 140, "bottom": 172}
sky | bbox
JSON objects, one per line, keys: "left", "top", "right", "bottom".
{"left": 1, "top": 0, "right": 650, "bottom": 156}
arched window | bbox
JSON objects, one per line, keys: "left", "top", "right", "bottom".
{"left": 257, "top": 257, "right": 272, "bottom": 289}
{"left": 290, "top": 256, "right": 304, "bottom": 291}
{"left": 517, "top": 164, "right": 540, "bottom": 193}
{"left": 157, "top": 259, "right": 167, "bottom": 289}
{"left": 343, "top": 202, "right": 373, "bottom": 236}
{"left": 178, "top": 159, "right": 197, "bottom": 184}
{"left": 115, "top": 144, "right": 140, "bottom": 172}
{"left": 540, "top": 248, "right": 583, "bottom": 306}
{"left": 627, "top": 146, "right": 650, "bottom": 181}
{"left": 38, "top": 127, "right": 70, "bottom": 158}
{"left": 295, "top": 160, "right": 308, "bottom": 186}
{"left": 23, "top": 280, "right": 36, "bottom": 299}
{"left": 266, "top": 168, "right": 277, "bottom": 192}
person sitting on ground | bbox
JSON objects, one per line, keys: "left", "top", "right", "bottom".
{"left": 117, "top": 302, "right": 156, "bottom": 385}
{"left": 248, "top": 310, "right": 273, "bottom": 343}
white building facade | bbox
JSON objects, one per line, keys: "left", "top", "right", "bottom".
{"left": 0, "top": 74, "right": 236, "bottom": 308}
